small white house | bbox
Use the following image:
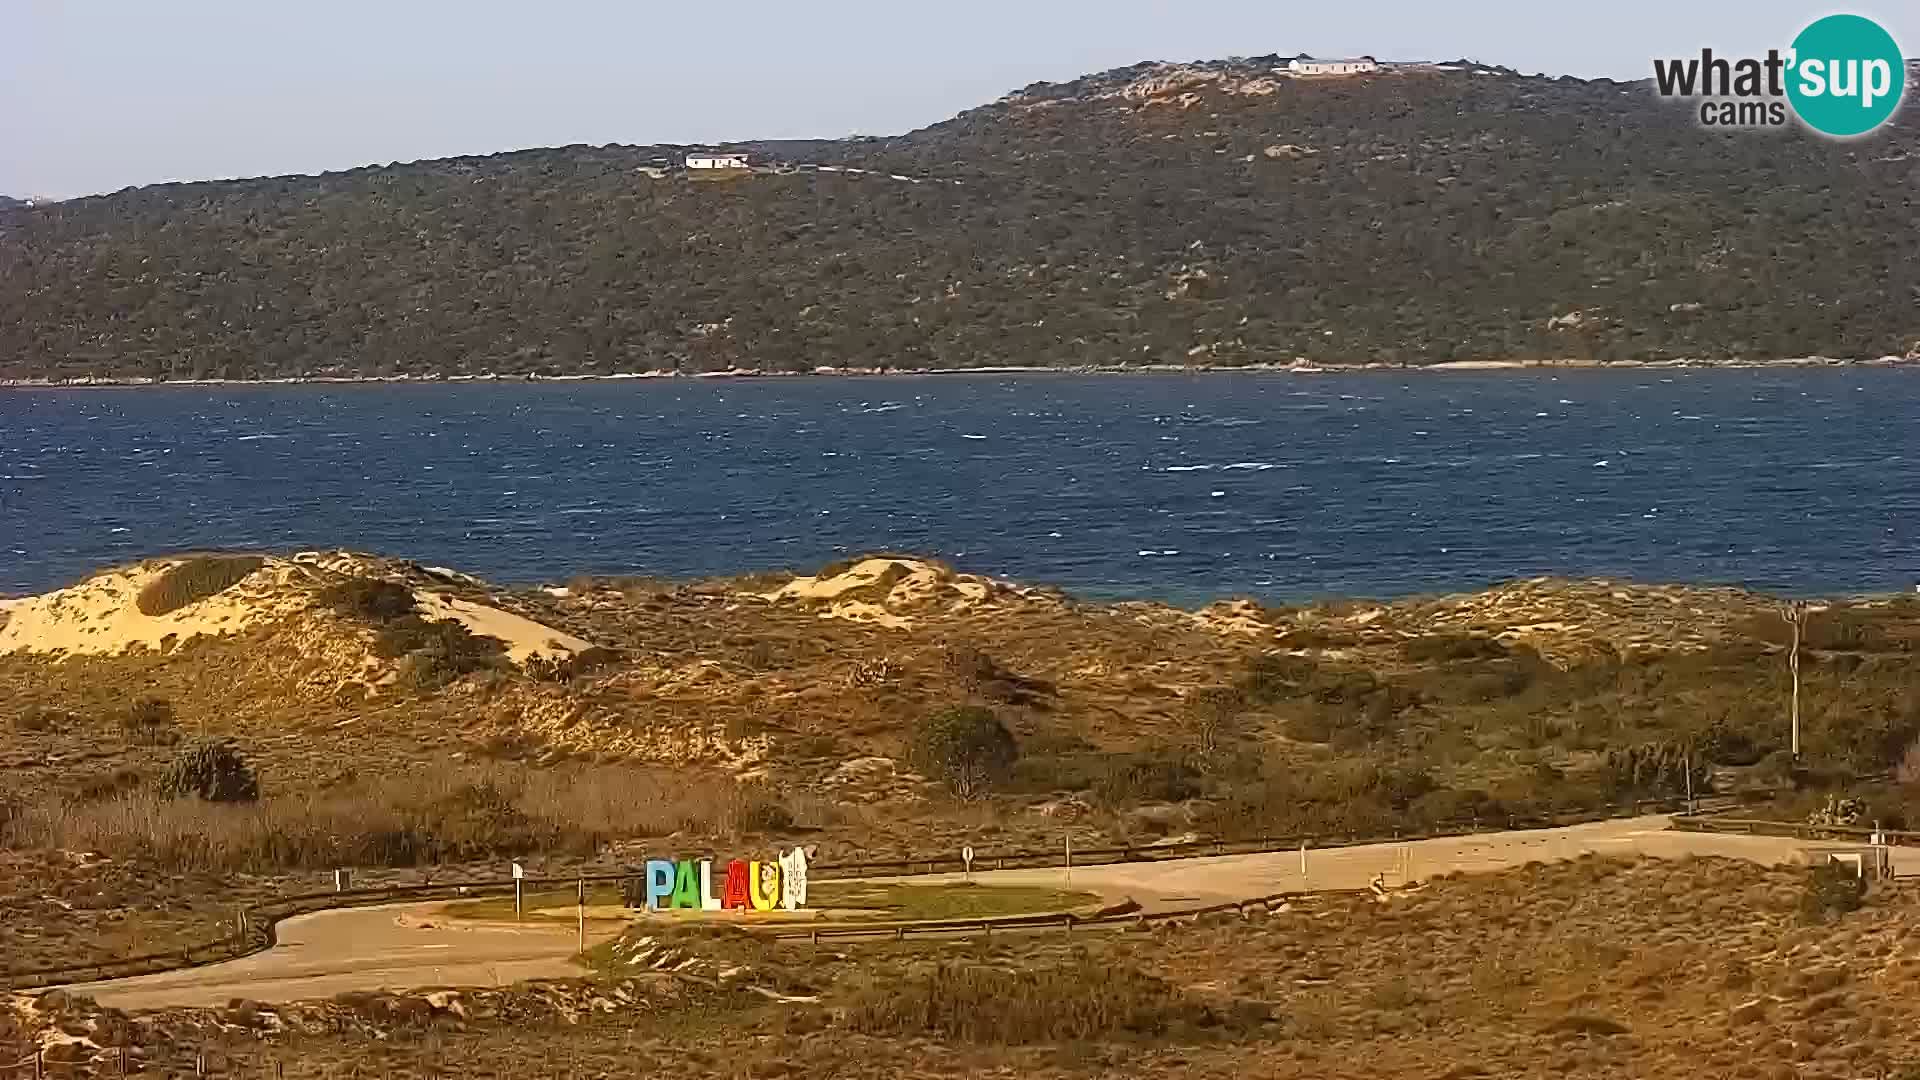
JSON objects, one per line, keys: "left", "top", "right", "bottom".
{"left": 686, "top": 153, "right": 749, "bottom": 170}
{"left": 1288, "top": 56, "right": 1379, "bottom": 76}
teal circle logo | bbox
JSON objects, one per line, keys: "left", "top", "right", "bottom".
{"left": 1786, "top": 14, "right": 1905, "bottom": 137}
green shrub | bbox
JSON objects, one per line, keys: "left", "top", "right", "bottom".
{"left": 11, "top": 705, "right": 66, "bottom": 733}
{"left": 842, "top": 959, "right": 1245, "bottom": 1043}
{"left": 374, "top": 616, "right": 507, "bottom": 689}
{"left": 73, "top": 768, "right": 144, "bottom": 803}
{"left": 728, "top": 785, "right": 795, "bottom": 834}
{"left": 939, "top": 644, "right": 1004, "bottom": 686}
{"left": 135, "top": 555, "right": 265, "bottom": 616}
{"left": 1800, "top": 862, "right": 1866, "bottom": 922}
{"left": 1092, "top": 753, "right": 1204, "bottom": 805}
{"left": 910, "top": 705, "right": 1018, "bottom": 799}
{"left": 319, "top": 577, "right": 419, "bottom": 622}
{"left": 159, "top": 739, "right": 259, "bottom": 803}
{"left": 118, "top": 697, "right": 179, "bottom": 745}
{"left": 1185, "top": 687, "right": 1246, "bottom": 753}
{"left": 524, "top": 646, "right": 618, "bottom": 683}
{"left": 1400, "top": 633, "right": 1508, "bottom": 663}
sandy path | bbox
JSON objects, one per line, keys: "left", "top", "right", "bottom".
{"left": 53, "top": 816, "right": 1889, "bottom": 1009}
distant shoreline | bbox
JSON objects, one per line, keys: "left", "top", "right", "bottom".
{"left": 3, "top": 355, "right": 1915, "bottom": 389}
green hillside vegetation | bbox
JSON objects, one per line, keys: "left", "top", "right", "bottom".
{"left": 3, "top": 58, "right": 1916, "bottom": 381}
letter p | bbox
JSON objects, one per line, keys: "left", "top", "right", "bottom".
{"left": 644, "top": 859, "right": 675, "bottom": 911}
{"left": 1862, "top": 59, "right": 1892, "bottom": 109}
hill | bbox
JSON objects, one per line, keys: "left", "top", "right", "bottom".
{"left": 3, "top": 58, "right": 1917, "bottom": 381}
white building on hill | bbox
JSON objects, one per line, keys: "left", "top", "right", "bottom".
{"left": 686, "top": 153, "right": 749, "bottom": 170}
{"left": 1288, "top": 55, "right": 1379, "bottom": 76}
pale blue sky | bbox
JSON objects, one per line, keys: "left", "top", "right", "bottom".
{"left": 4, "top": 1, "right": 1914, "bottom": 197}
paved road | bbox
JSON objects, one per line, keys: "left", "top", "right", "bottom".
{"left": 896, "top": 815, "right": 1907, "bottom": 908}
{"left": 53, "top": 816, "right": 1889, "bottom": 1009}
{"left": 57, "top": 902, "right": 613, "bottom": 1011}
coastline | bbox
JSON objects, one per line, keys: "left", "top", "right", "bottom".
{"left": 3, "top": 354, "right": 1916, "bottom": 389}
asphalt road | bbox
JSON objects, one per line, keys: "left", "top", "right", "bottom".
{"left": 55, "top": 902, "right": 605, "bottom": 1011}
{"left": 54, "top": 815, "right": 1889, "bottom": 1009}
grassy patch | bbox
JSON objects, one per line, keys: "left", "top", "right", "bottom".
{"left": 443, "top": 881, "right": 1098, "bottom": 923}
{"left": 440, "top": 884, "right": 626, "bottom": 921}
{"left": 809, "top": 881, "right": 1099, "bottom": 920}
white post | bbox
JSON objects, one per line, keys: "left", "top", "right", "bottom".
{"left": 1300, "top": 840, "right": 1308, "bottom": 879}
{"left": 576, "top": 877, "right": 586, "bottom": 955}
{"left": 1064, "top": 834, "right": 1072, "bottom": 888}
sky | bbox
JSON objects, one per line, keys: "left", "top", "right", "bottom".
{"left": 4, "top": 1, "right": 1917, "bottom": 198}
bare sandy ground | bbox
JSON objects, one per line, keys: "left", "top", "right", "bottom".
{"left": 51, "top": 816, "right": 1896, "bottom": 1010}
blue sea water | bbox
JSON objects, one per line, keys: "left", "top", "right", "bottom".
{"left": 0, "top": 372, "right": 1914, "bottom": 604}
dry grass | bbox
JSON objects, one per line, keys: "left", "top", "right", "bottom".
{"left": 843, "top": 958, "right": 1248, "bottom": 1043}
{"left": 6, "top": 763, "right": 785, "bottom": 875}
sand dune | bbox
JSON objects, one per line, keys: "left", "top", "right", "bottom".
{"left": 763, "top": 556, "right": 1004, "bottom": 628}
{"left": 0, "top": 552, "right": 599, "bottom": 669}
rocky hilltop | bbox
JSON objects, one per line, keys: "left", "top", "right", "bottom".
{"left": 3, "top": 56, "right": 1917, "bottom": 381}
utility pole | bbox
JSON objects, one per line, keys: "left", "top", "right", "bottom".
{"left": 1781, "top": 601, "right": 1807, "bottom": 759}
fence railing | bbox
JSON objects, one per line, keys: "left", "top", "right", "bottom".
{"left": 1670, "top": 816, "right": 1920, "bottom": 845}
{"left": 756, "top": 888, "right": 1368, "bottom": 944}
{"left": 0, "top": 792, "right": 1706, "bottom": 992}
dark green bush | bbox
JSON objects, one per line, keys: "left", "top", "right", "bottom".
{"left": 159, "top": 739, "right": 259, "bottom": 803}
{"left": 319, "top": 577, "right": 419, "bottom": 622}
{"left": 11, "top": 705, "right": 66, "bottom": 733}
{"left": 728, "top": 785, "right": 795, "bottom": 834}
{"left": 1800, "top": 862, "right": 1866, "bottom": 922}
{"left": 374, "top": 617, "right": 507, "bottom": 689}
{"left": 1091, "top": 753, "right": 1204, "bottom": 805}
{"left": 843, "top": 959, "right": 1246, "bottom": 1043}
{"left": 524, "top": 646, "right": 619, "bottom": 682}
{"left": 1400, "top": 633, "right": 1508, "bottom": 663}
{"left": 135, "top": 555, "right": 265, "bottom": 616}
{"left": 118, "top": 697, "right": 179, "bottom": 745}
{"left": 910, "top": 705, "right": 1018, "bottom": 799}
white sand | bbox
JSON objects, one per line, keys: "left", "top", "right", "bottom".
{"left": 413, "top": 591, "right": 597, "bottom": 664}
{"left": 0, "top": 559, "right": 307, "bottom": 657}
{"left": 763, "top": 557, "right": 1000, "bottom": 627}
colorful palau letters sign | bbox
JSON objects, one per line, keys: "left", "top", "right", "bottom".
{"left": 624, "top": 847, "right": 811, "bottom": 912}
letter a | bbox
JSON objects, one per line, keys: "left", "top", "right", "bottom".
{"left": 722, "top": 859, "right": 752, "bottom": 909}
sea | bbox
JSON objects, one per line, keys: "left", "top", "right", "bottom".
{"left": 1, "top": 371, "right": 1914, "bottom": 605}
